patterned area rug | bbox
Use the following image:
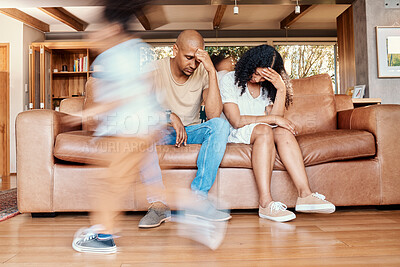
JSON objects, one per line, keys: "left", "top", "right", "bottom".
{"left": 0, "top": 188, "right": 19, "bottom": 222}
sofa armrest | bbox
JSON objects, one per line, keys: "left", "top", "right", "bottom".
{"left": 60, "top": 97, "right": 84, "bottom": 116}
{"left": 338, "top": 104, "right": 400, "bottom": 204}
{"left": 335, "top": 94, "right": 354, "bottom": 112}
{"left": 16, "top": 110, "right": 81, "bottom": 212}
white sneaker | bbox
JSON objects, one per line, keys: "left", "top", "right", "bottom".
{"left": 259, "top": 201, "right": 296, "bottom": 222}
{"left": 295, "top": 192, "right": 335, "bottom": 213}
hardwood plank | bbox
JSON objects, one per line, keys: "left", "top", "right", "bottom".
{"left": 6, "top": 245, "right": 400, "bottom": 264}
{"left": 120, "top": 256, "right": 400, "bottom": 267}
{"left": 1, "top": 210, "right": 400, "bottom": 265}
{"left": 0, "top": 253, "right": 16, "bottom": 264}
{"left": 0, "top": 8, "right": 49, "bottom": 32}
{"left": 318, "top": 223, "right": 400, "bottom": 232}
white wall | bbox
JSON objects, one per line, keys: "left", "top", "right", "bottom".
{"left": 354, "top": 0, "right": 400, "bottom": 104}
{"left": 0, "top": 14, "right": 44, "bottom": 173}
{"left": 365, "top": 0, "right": 400, "bottom": 104}
{"left": 0, "top": 13, "right": 23, "bottom": 174}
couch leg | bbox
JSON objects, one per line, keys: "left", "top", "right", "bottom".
{"left": 376, "top": 205, "right": 400, "bottom": 210}
{"left": 31, "top": 212, "right": 57, "bottom": 218}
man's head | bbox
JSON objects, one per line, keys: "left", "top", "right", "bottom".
{"left": 211, "top": 54, "right": 235, "bottom": 72}
{"left": 172, "top": 30, "right": 205, "bottom": 76}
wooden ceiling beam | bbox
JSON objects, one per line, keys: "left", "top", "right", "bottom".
{"left": 39, "top": 7, "right": 88, "bottom": 32}
{"left": 134, "top": 9, "right": 151, "bottom": 31}
{"left": 280, "top": 5, "right": 316, "bottom": 29}
{"left": 213, "top": 5, "right": 227, "bottom": 29}
{"left": 0, "top": 0, "right": 356, "bottom": 7}
{"left": 0, "top": 8, "right": 49, "bottom": 32}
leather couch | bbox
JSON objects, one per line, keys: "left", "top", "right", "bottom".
{"left": 16, "top": 74, "right": 400, "bottom": 213}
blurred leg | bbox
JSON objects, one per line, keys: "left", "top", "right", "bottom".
{"left": 90, "top": 137, "right": 150, "bottom": 234}
{"left": 140, "top": 144, "right": 166, "bottom": 204}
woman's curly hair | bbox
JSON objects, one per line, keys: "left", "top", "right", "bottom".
{"left": 234, "top": 45, "right": 293, "bottom": 108}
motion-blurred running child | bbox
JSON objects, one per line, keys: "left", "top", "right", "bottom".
{"left": 71, "top": 0, "right": 228, "bottom": 254}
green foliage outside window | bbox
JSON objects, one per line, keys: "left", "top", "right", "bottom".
{"left": 205, "top": 46, "right": 252, "bottom": 62}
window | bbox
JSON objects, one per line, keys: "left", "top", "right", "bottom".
{"left": 143, "top": 42, "right": 338, "bottom": 92}
{"left": 275, "top": 44, "right": 338, "bottom": 92}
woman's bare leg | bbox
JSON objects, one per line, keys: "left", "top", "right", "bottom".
{"left": 250, "top": 124, "right": 276, "bottom": 208}
{"left": 273, "top": 127, "right": 312, "bottom": 197}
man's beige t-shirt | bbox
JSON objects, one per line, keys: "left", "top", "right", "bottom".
{"left": 154, "top": 57, "right": 209, "bottom": 126}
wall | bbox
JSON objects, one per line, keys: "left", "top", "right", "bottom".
{"left": 365, "top": 0, "right": 400, "bottom": 103}
{"left": 353, "top": 0, "right": 400, "bottom": 103}
{"left": 0, "top": 13, "right": 44, "bottom": 173}
{"left": 0, "top": 13, "right": 23, "bottom": 174}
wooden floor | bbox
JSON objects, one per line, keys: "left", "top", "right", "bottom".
{"left": 1, "top": 207, "right": 400, "bottom": 266}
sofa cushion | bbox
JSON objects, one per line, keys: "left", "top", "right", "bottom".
{"left": 285, "top": 74, "right": 337, "bottom": 135}
{"left": 54, "top": 129, "right": 376, "bottom": 170}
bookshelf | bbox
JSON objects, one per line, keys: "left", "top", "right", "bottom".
{"left": 29, "top": 42, "right": 98, "bottom": 110}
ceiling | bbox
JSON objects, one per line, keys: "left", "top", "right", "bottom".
{"left": 0, "top": 0, "right": 351, "bottom": 39}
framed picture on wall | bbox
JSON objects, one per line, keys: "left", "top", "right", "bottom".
{"left": 376, "top": 26, "right": 400, "bottom": 78}
{"left": 352, "top": 85, "right": 366, "bottom": 99}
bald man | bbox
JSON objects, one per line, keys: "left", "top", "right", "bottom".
{"left": 153, "top": 30, "right": 231, "bottom": 221}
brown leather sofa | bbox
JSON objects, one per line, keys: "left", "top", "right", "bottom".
{"left": 16, "top": 74, "right": 400, "bottom": 214}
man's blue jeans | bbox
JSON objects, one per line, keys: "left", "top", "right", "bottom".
{"left": 162, "top": 118, "right": 230, "bottom": 194}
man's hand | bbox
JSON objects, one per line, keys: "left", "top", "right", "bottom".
{"left": 273, "top": 116, "right": 297, "bottom": 135}
{"left": 195, "top": 48, "right": 215, "bottom": 73}
{"left": 260, "top": 67, "right": 286, "bottom": 92}
{"left": 170, "top": 113, "right": 187, "bottom": 147}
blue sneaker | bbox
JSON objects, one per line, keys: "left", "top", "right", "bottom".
{"left": 72, "top": 227, "right": 117, "bottom": 254}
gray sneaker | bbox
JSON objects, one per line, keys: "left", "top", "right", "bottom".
{"left": 138, "top": 202, "right": 171, "bottom": 228}
{"left": 187, "top": 199, "right": 232, "bottom": 222}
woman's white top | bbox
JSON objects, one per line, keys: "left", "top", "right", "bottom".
{"left": 219, "top": 71, "right": 275, "bottom": 144}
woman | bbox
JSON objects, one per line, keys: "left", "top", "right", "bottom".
{"left": 219, "top": 45, "right": 335, "bottom": 222}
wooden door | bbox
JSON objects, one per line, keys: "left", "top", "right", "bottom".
{"left": 0, "top": 43, "right": 10, "bottom": 179}
{"left": 40, "top": 45, "right": 52, "bottom": 109}
{"left": 29, "top": 45, "right": 40, "bottom": 109}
